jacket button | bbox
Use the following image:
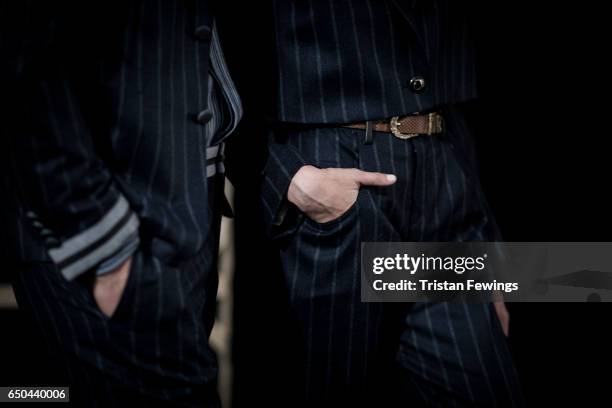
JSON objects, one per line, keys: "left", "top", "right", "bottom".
{"left": 196, "top": 109, "right": 212, "bottom": 125}
{"left": 44, "top": 236, "right": 61, "bottom": 248}
{"left": 194, "top": 25, "right": 211, "bottom": 41}
{"left": 408, "top": 76, "right": 426, "bottom": 93}
{"left": 31, "top": 220, "right": 45, "bottom": 229}
{"left": 40, "top": 228, "right": 54, "bottom": 237}
{"left": 25, "top": 211, "right": 38, "bottom": 220}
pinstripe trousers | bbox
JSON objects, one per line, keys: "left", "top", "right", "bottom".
{"left": 11, "top": 174, "right": 227, "bottom": 407}
{"left": 269, "top": 108, "right": 523, "bottom": 407}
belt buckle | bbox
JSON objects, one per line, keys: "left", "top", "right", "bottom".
{"left": 390, "top": 113, "right": 443, "bottom": 139}
{"left": 390, "top": 116, "right": 418, "bottom": 140}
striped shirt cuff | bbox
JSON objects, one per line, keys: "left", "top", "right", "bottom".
{"left": 48, "top": 195, "right": 140, "bottom": 280}
{"left": 95, "top": 232, "right": 139, "bottom": 276}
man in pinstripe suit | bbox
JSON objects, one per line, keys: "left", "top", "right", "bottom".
{"left": 3, "top": 1, "right": 240, "bottom": 406}
{"left": 226, "top": 0, "right": 523, "bottom": 406}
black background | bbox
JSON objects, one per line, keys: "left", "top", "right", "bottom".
{"left": 470, "top": 3, "right": 610, "bottom": 405}
{"left": 2, "top": 2, "right": 610, "bottom": 406}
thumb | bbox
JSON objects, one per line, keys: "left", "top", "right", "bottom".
{"left": 352, "top": 170, "right": 397, "bottom": 187}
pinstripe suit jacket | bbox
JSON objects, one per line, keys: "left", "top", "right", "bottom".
{"left": 3, "top": 0, "right": 241, "bottom": 279}
{"left": 231, "top": 0, "right": 478, "bottom": 234}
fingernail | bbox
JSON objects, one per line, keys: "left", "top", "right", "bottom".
{"left": 386, "top": 174, "right": 397, "bottom": 182}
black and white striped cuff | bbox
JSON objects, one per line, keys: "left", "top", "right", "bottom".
{"left": 95, "top": 232, "right": 140, "bottom": 276}
{"left": 48, "top": 195, "right": 140, "bottom": 281}
{"left": 206, "top": 143, "right": 225, "bottom": 177}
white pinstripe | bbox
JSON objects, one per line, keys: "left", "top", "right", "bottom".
{"left": 328, "top": 1, "right": 349, "bottom": 123}
{"left": 383, "top": 1, "right": 408, "bottom": 114}
{"left": 485, "top": 303, "right": 519, "bottom": 407}
{"left": 129, "top": 251, "right": 145, "bottom": 394}
{"left": 326, "top": 135, "right": 341, "bottom": 383}
{"left": 272, "top": 0, "right": 287, "bottom": 119}
{"left": 289, "top": 2, "right": 306, "bottom": 122}
{"left": 428, "top": 137, "right": 441, "bottom": 241}
{"left": 180, "top": 8, "right": 204, "bottom": 252}
{"left": 423, "top": 304, "right": 455, "bottom": 405}
{"left": 305, "top": 229, "right": 322, "bottom": 396}
{"left": 146, "top": 0, "right": 164, "bottom": 197}
{"left": 126, "top": 0, "right": 146, "bottom": 181}
{"left": 461, "top": 302, "right": 498, "bottom": 404}
{"left": 307, "top": 0, "right": 328, "bottom": 123}
{"left": 410, "top": 328, "right": 431, "bottom": 398}
{"left": 442, "top": 302, "right": 476, "bottom": 403}
{"left": 40, "top": 272, "right": 93, "bottom": 393}
{"left": 347, "top": 0, "right": 371, "bottom": 119}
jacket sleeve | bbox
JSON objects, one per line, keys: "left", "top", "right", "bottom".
{"left": 10, "top": 2, "right": 139, "bottom": 280}
{"left": 260, "top": 139, "right": 308, "bottom": 236}
{"left": 224, "top": 117, "right": 309, "bottom": 239}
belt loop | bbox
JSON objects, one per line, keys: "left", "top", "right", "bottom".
{"left": 364, "top": 120, "right": 373, "bottom": 145}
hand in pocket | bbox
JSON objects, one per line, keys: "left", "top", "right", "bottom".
{"left": 92, "top": 257, "right": 132, "bottom": 317}
{"left": 288, "top": 165, "right": 396, "bottom": 223}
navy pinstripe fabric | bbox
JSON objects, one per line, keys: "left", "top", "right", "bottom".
{"left": 4, "top": 1, "right": 240, "bottom": 406}
{"left": 269, "top": 110, "right": 522, "bottom": 406}
{"left": 269, "top": 0, "right": 476, "bottom": 124}
{"left": 6, "top": 1, "right": 240, "bottom": 275}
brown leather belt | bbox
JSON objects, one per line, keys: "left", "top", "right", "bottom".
{"left": 342, "top": 112, "right": 444, "bottom": 139}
